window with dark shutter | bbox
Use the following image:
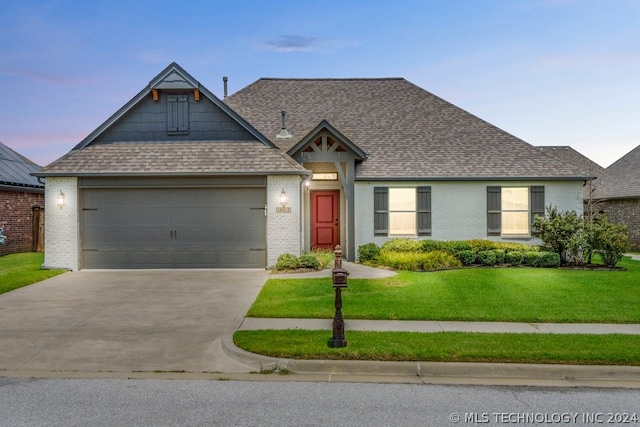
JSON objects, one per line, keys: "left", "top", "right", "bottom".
{"left": 530, "top": 186, "right": 545, "bottom": 225}
{"left": 167, "top": 94, "right": 189, "bottom": 135}
{"left": 374, "top": 187, "right": 388, "bottom": 235}
{"left": 487, "top": 186, "right": 501, "bottom": 236}
{"left": 417, "top": 186, "right": 432, "bottom": 236}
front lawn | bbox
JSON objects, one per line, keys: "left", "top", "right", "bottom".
{"left": 247, "top": 256, "right": 640, "bottom": 323}
{"left": 0, "top": 252, "right": 66, "bottom": 294}
{"left": 234, "top": 330, "right": 640, "bottom": 365}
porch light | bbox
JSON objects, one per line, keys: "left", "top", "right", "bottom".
{"left": 304, "top": 179, "right": 311, "bottom": 191}
{"left": 279, "top": 189, "right": 288, "bottom": 206}
{"left": 56, "top": 190, "right": 65, "bottom": 209}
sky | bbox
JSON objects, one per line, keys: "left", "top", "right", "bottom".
{"left": 1, "top": 0, "right": 639, "bottom": 169}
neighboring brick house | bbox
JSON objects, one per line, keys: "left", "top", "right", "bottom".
{"left": 592, "top": 145, "right": 640, "bottom": 250}
{"left": 0, "top": 141, "right": 45, "bottom": 256}
{"left": 36, "top": 63, "right": 588, "bottom": 270}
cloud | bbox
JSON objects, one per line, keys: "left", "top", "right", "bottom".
{"left": 263, "top": 34, "right": 359, "bottom": 53}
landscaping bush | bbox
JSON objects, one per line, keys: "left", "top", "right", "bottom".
{"left": 377, "top": 250, "right": 461, "bottom": 271}
{"left": 311, "top": 249, "right": 334, "bottom": 269}
{"left": 421, "top": 240, "right": 472, "bottom": 254}
{"left": 523, "top": 251, "right": 541, "bottom": 267}
{"left": 381, "top": 238, "right": 421, "bottom": 252}
{"left": 493, "top": 249, "right": 505, "bottom": 264}
{"left": 467, "top": 239, "right": 498, "bottom": 252}
{"left": 532, "top": 206, "right": 583, "bottom": 263}
{"left": 274, "top": 253, "right": 299, "bottom": 270}
{"left": 358, "top": 243, "right": 381, "bottom": 263}
{"left": 477, "top": 250, "right": 497, "bottom": 266}
{"left": 505, "top": 251, "right": 523, "bottom": 266}
{"left": 298, "top": 253, "right": 321, "bottom": 269}
{"left": 538, "top": 251, "right": 561, "bottom": 268}
{"left": 588, "top": 215, "right": 631, "bottom": 268}
{"left": 456, "top": 250, "right": 476, "bottom": 265}
{"left": 498, "top": 242, "right": 537, "bottom": 253}
{"left": 420, "top": 240, "right": 444, "bottom": 253}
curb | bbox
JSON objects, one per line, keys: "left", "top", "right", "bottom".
{"left": 221, "top": 333, "right": 640, "bottom": 388}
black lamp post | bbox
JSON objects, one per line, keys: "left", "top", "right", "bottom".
{"left": 328, "top": 245, "right": 348, "bottom": 348}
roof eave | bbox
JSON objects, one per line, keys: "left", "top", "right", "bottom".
{"left": 355, "top": 176, "right": 592, "bottom": 182}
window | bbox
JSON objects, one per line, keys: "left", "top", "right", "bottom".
{"left": 167, "top": 94, "right": 189, "bottom": 135}
{"left": 374, "top": 187, "right": 431, "bottom": 236}
{"left": 501, "top": 187, "right": 529, "bottom": 235}
{"left": 487, "top": 186, "right": 544, "bottom": 236}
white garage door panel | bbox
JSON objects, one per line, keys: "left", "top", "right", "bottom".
{"left": 81, "top": 188, "right": 266, "bottom": 268}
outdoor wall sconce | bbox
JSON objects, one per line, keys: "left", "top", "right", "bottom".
{"left": 276, "top": 188, "right": 291, "bottom": 213}
{"left": 56, "top": 190, "right": 65, "bottom": 209}
{"left": 304, "top": 179, "right": 311, "bottom": 191}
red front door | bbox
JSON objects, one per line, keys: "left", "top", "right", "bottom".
{"left": 311, "top": 190, "right": 340, "bottom": 249}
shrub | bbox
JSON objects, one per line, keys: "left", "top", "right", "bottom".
{"left": 498, "top": 242, "right": 536, "bottom": 253}
{"left": 477, "top": 250, "right": 497, "bottom": 266}
{"left": 588, "top": 214, "right": 631, "bottom": 268}
{"left": 523, "top": 251, "right": 541, "bottom": 267}
{"left": 456, "top": 250, "right": 476, "bottom": 265}
{"left": 538, "top": 251, "right": 561, "bottom": 268}
{"left": 493, "top": 249, "right": 505, "bottom": 264}
{"left": 311, "top": 249, "right": 334, "bottom": 269}
{"left": 564, "top": 228, "right": 590, "bottom": 265}
{"left": 274, "top": 253, "right": 299, "bottom": 270}
{"left": 467, "top": 239, "right": 498, "bottom": 252}
{"left": 358, "top": 243, "right": 381, "bottom": 263}
{"left": 298, "top": 253, "right": 321, "bottom": 269}
{"left": 532, "top": 206, "right": 583, "bottom": 263}
{"left": 381, "top": 238, "right": 421, "bottom": 252}
{"left": 377, "top": 250, "right": 461, "bottom": 271}
{"left": 420, "top": 240, "right": 444, "bottom": 253}
{"left": 505, "top": 251, "right": 523, "bottom": 266}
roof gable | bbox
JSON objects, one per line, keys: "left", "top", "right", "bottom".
{"left": 287, "top": 120, "right": 367, "bottom": 160}
{"left": 0, "top": 141, "right": 43, "bottom": 189}
{"left": 226, "top": 78, "right": 587, "bottom": 180}
{"left": 73, "top": 62, "right": 274, "bottom": 151}
{"left": 594, "top": 144, "right": 640, "bottom": 199}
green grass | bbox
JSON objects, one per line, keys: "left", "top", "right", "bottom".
{"left": 0, "top": 252, "right": 66, "bottom": 294}
{"left": 248, "top": 256, "right": 640, "bottom": 323}
{"left": 234, "top": 330, "right": 640, "bottom": 365}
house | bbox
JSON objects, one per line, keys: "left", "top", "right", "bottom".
{"left": 591, "top": 144, "right": 640, "bottom": 250}
{"left": 0, "top": 141, "right": 45, "bottom": 256}
{"left": 536, "top": 145, "right": 604, "bottom": 217}
{"left": 35, "top": 63, "right": 587, "bottom": 270}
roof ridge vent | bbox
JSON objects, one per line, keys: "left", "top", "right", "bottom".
{"left": 276, "top": 110, "right": 292, "bottom": 139}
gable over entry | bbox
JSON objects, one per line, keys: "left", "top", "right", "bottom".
{"left": 288, "top": 121, "right": 367, "bottom": 260}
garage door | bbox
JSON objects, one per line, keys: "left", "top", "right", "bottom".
{"left": 81, "top": 185, "right": 266, "bottom": 268}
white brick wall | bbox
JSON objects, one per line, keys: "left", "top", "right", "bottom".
{"left": 267, "top": 175, "right": 303, "bottom": 267}
{"left": 44, "top": 177, "right": 79, "bottom": 270}
{"left": 354, "top": 180, "right": 584, "bottom": 252}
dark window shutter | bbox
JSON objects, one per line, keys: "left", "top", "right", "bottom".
{"left": 167, "top": 94, "right": 189, "bottom": 135}
{"left": 487, "top": 186, "right": 501, "bottom": 236}
{"left": 374, "top": 187, "right": 388, "bottom": 236}
{"left": 530, "top": 186, "right": 545, "bottom": 225}
{"left": 417, "top": 186, "right": 432, "bottom": 236}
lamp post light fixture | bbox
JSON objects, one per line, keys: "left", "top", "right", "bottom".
{"left": 328, "top": 245, "right": 348, "bottom": 348}
{"left": 56, "top": 190, "right": 65, "bottom": 209}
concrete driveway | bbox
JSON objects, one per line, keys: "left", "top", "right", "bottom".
{"left": 0, "top": 269, "right": 268, "bottom": 375}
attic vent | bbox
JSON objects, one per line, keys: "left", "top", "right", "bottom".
{"left": 276, "top": 110, "right": 291, "bottom": 139}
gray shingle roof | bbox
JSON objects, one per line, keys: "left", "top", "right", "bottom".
{"left": 593, "top": 144, "right": 640, "bottom": 199}
{"left": 0, "top": 141, "right": 43, "bottom": 189}
{"left": 536, "top": 146, "right": 604, "bottom": 198}
{"left": 37, "top": 141, "right": 308, "bottom": 176}
{"left": 226, "top": 78, "right": 587, "bottom": 180}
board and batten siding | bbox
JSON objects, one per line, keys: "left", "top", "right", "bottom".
{"left": 354, "top": 180, "right": 584, "bottom": 251}
{"left": 94, "top": 92, "right": 256, "bottom": 143}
